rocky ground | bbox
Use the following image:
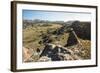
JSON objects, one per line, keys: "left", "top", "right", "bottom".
{"left": 23, "top": 43, "right": 89, "bottom": 62}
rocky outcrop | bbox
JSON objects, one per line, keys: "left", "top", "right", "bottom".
{"left": 38, "top": 44, "right": 83, "bottom": 62}
{"left": 23, "top": 47, "right": 34, "bottom": 62}
{"left": 57, "top": 21, "right": 91, "bottom": 40}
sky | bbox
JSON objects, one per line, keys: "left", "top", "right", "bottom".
{"left": 23, "top": 10, "right": 91, "bottom": 22}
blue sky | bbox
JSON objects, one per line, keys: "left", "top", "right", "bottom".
{"left": 23, "top": 10, "right": 91, "bottom": 22}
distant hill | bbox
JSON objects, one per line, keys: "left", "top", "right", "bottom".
{"left": 23, "top": 19, "right": 65, "bottom": 29}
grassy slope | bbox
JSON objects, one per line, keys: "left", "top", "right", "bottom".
{"left": 23, "top": 24, "right": 64, "bottom": 50}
